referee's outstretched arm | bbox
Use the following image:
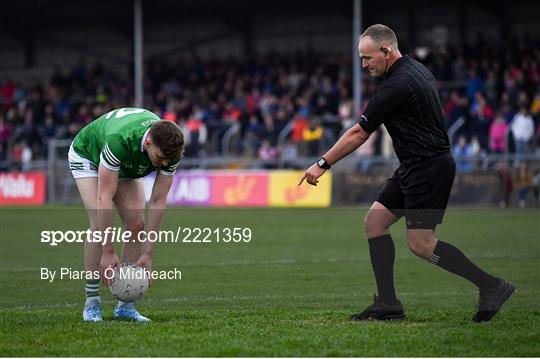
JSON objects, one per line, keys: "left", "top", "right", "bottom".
{"left": 298, "top": 124, "right": 370, "bottom": 186}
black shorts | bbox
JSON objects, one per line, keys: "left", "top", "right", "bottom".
{"left": 377, "top": 152, "right": 456, "bottom": 229}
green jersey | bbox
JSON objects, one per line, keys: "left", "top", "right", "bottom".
{"left": 73, "top": 108, "right": 179, "bottom": 178}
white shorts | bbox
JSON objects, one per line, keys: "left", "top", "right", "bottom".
{"left": 68, "top": 143, "right": 98, "bottom": 179}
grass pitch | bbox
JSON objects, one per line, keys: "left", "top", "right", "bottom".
{"left": 1, "top": 207, "right": 539, "bottom": 356}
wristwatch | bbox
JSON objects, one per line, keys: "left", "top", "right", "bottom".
{"left": 317, "top": 157, "right": 331, "bottom": 170}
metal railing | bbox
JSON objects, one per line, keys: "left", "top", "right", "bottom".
{"left": 221, "top": 122, "right": 241, "bottom": 156}
{"left": 447, "top": 116, "right": 466, "bottom": 144}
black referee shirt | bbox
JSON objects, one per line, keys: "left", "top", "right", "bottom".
{"left": 359, "top": 55, "right": 451, "bottom": 165}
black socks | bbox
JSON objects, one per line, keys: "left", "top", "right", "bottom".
{"left": 368, "top": 234, "right": 397, "bottom": 303}
{"left": 367, "top": 235, "right": 498, "bottom": 303}
{"left": 430, "top": 240, "right": 499, "bottom": 291}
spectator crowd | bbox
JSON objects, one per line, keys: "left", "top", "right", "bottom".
{"left": 1, "top": 34, "right": 539, "bottom": 173}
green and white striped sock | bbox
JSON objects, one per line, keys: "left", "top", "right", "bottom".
{"left": 85, "top": 279, "right": 100, "bottom": 299}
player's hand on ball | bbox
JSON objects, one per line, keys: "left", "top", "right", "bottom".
{"left": 135, "top": 253, "right": 153, "bottom": 286}
{"left": 100, "top": 252, "right": 120, "bottom": 286}
{"left": 298, "top": 163, "right": 326, "bottom": 186}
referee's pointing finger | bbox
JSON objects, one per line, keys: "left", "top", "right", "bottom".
{"left": 298, "top": 172, "right": 307, "bottom": 186}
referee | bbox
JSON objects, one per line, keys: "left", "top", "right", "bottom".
{"left": 299, "top": 24, "right": 514, "bottom": 322}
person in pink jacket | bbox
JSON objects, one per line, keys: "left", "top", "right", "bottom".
{"left": 489, "top": 114, "right": 508, "bottom": 153}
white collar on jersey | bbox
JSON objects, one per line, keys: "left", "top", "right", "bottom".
{"left": 140, "top": 129, "right": 151, "bottom": 152}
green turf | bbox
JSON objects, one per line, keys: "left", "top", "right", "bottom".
{"left": 1, "top": 207, "right": 539, "bottom": 356}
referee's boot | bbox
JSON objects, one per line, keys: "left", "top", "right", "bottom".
{"left": 473, "top": 277, "right": 515, "bottom": 322}
{"left": 350, "top": 294, "right": 406, "bottom": 321}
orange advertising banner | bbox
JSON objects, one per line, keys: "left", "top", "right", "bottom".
{"left": 269, "top": 171, "right": 332, "bottom": 207}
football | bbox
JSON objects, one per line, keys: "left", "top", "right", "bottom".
{"left": 109, "top": 263, "right": 149, "bottom": 302}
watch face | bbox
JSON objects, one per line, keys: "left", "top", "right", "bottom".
{"left": 317, "top": 158, "right": 329, "bottom": 169}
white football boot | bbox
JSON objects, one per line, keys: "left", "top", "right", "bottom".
{"left": 114, "top": 301, "right": 151, "bottom": 322}
{"left": 83, "top": 297, "right": 103, "bottom": 322}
